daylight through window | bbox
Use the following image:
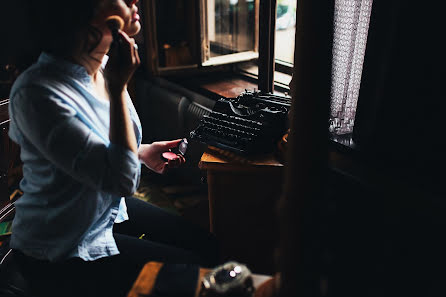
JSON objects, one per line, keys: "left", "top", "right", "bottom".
{"left": 329, "top": 0, "right": 373, "bottom": 135}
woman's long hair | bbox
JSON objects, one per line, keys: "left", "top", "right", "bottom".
{"left": 25, "top": 0, "right": 103, "bottom": 57}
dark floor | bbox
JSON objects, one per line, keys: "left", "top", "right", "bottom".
{"left": 134, "top": 167, "right": 210, "bottom": 231}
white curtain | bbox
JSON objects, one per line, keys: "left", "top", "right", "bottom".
{"left": 329, "top": 0, "right": 373, "bottom": 135}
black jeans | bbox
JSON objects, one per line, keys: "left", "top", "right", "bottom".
{"left": 14, "top": 197, "right": 219, "bottom": 297}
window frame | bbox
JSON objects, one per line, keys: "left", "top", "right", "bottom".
{"left": 199, "top": 0, "right": 260, "bottom": 67}
{"left": 275, "top": 60, "right": 293, "bottom": 75}
{"left": 140, "top": 0, "right": 294, "bottom": 95}
{"left": 237, "top": 0, "right": 296, "bottom": 94}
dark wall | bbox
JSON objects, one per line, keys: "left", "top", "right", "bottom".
{"left": 1, "top": 1, "right": 38, "bottom": 67}
{"left": 353, "top": 1, "right": 445, "bottom": 187}
{"left": 280, "top": 1, "right": 446, "bottom": 296}
{"left": 1, "top": 1, "right": 40, "bottom": 99}
{"left": 326, "top": 164, "right": 446, "bottom": 297}
{"left": 339, "top": 3, "right": 446, "bottom": 294}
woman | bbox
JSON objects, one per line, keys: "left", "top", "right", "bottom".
{"left": 8, "top": 0, "right": 218, "bottom": 296}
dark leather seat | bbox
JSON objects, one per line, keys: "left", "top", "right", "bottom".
{"left": 0, "top": 240, "right": 32, "bottom": 297}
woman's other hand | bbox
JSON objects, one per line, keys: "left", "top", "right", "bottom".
{"left": 138, "top": 140, "right": 186, "bottom": 174}
{"left": 104, "top": 30, "right": 140, "bottom": 94}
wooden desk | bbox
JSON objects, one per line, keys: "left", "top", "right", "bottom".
{"left": 199, "top": 147, "right": 284, "bottom": 274}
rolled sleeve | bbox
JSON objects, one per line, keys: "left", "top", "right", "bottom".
{"left": 106, "top": 143, "right": 141, "bottom": 196}
{"left": 10, "top": 86, "right": 140, "bottom": 197}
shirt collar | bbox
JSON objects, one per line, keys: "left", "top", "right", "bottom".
{"left": 38, "top": 52, "right": 92, "bottom": 86}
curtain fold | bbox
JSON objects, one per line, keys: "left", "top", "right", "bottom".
{"left": 329, "top": 0, "right": 373, "bottom": 135}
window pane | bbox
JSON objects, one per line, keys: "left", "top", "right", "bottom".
{"left": 155, "top": 0, "right": 198, "bottom": 68}
{"left": 275, "top": 0, "right": 296, "bottom": 64}
{"left": 207, "top": 0, "right": 257, "bottom": 58}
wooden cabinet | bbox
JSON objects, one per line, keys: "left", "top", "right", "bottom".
{"left": 199, "top": 146, "right": 283, "bottom": 274}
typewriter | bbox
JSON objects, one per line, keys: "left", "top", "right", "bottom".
{"left": 190, "top": 90, "right": 291, "bottom": 155}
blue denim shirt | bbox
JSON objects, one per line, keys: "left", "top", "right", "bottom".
{"left": 8, "top": 53, "right": 142, "bottom": 262}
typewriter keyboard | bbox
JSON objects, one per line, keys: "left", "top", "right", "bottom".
{"left": 190, "top": 91, "right": 290, "bottom": 155}
{"left": 191, "top": 111, "right": 268, "bottom": 154}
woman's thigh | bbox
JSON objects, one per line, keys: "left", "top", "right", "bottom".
{"left": 114, "top": 233, "right": 202, "bottom": 265}
{"left": 14, "top": 250, "right": 134, "bottom": 297}
{"left": 114, "top": 197, "right": 219, "bottom": 266}
{"left": 15, "top": 235, "right": 201, "bottom": 297}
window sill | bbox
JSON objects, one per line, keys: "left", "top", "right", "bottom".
{"left": 203, "top": 52, "right": 259, "bottom": 67}
{"left": 330, "top": 133, "right": 357, "bottom": 152}
{"left": 237, "top": 62, "right": 292, "bottom": 93}
{"left": 168, "top": 72, "right": 259, "bottom": 99}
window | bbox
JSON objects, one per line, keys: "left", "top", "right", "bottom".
{"left": 141, "top": 0, "right": 259, "bottom": 74}
{"left": 141, "top": 0, "right": 375, "bottom": 112}
{"left": 141, "top": 0, "right": 294, "bottom": 95}
{"left": 274, "top": 0, "right": 296, "bottom": 65}
{"left": 202, "top": 0, "right": 259, "bottom": 66}
{"left": 237, "top": 0, "right": 296, "bottom": 93}
{"left": 146, "top": 0, "right": 200, "bottom": 70}
{"left": 274, "top": 0, "right": 296, "bottom": 88}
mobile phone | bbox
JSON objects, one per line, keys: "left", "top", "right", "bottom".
{"left": 160, "top": 138, "right": 188, "bottom": 162}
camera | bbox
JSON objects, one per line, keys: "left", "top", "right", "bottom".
{"left": 199, "top": 262, "right": 254, "bottom": 297}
